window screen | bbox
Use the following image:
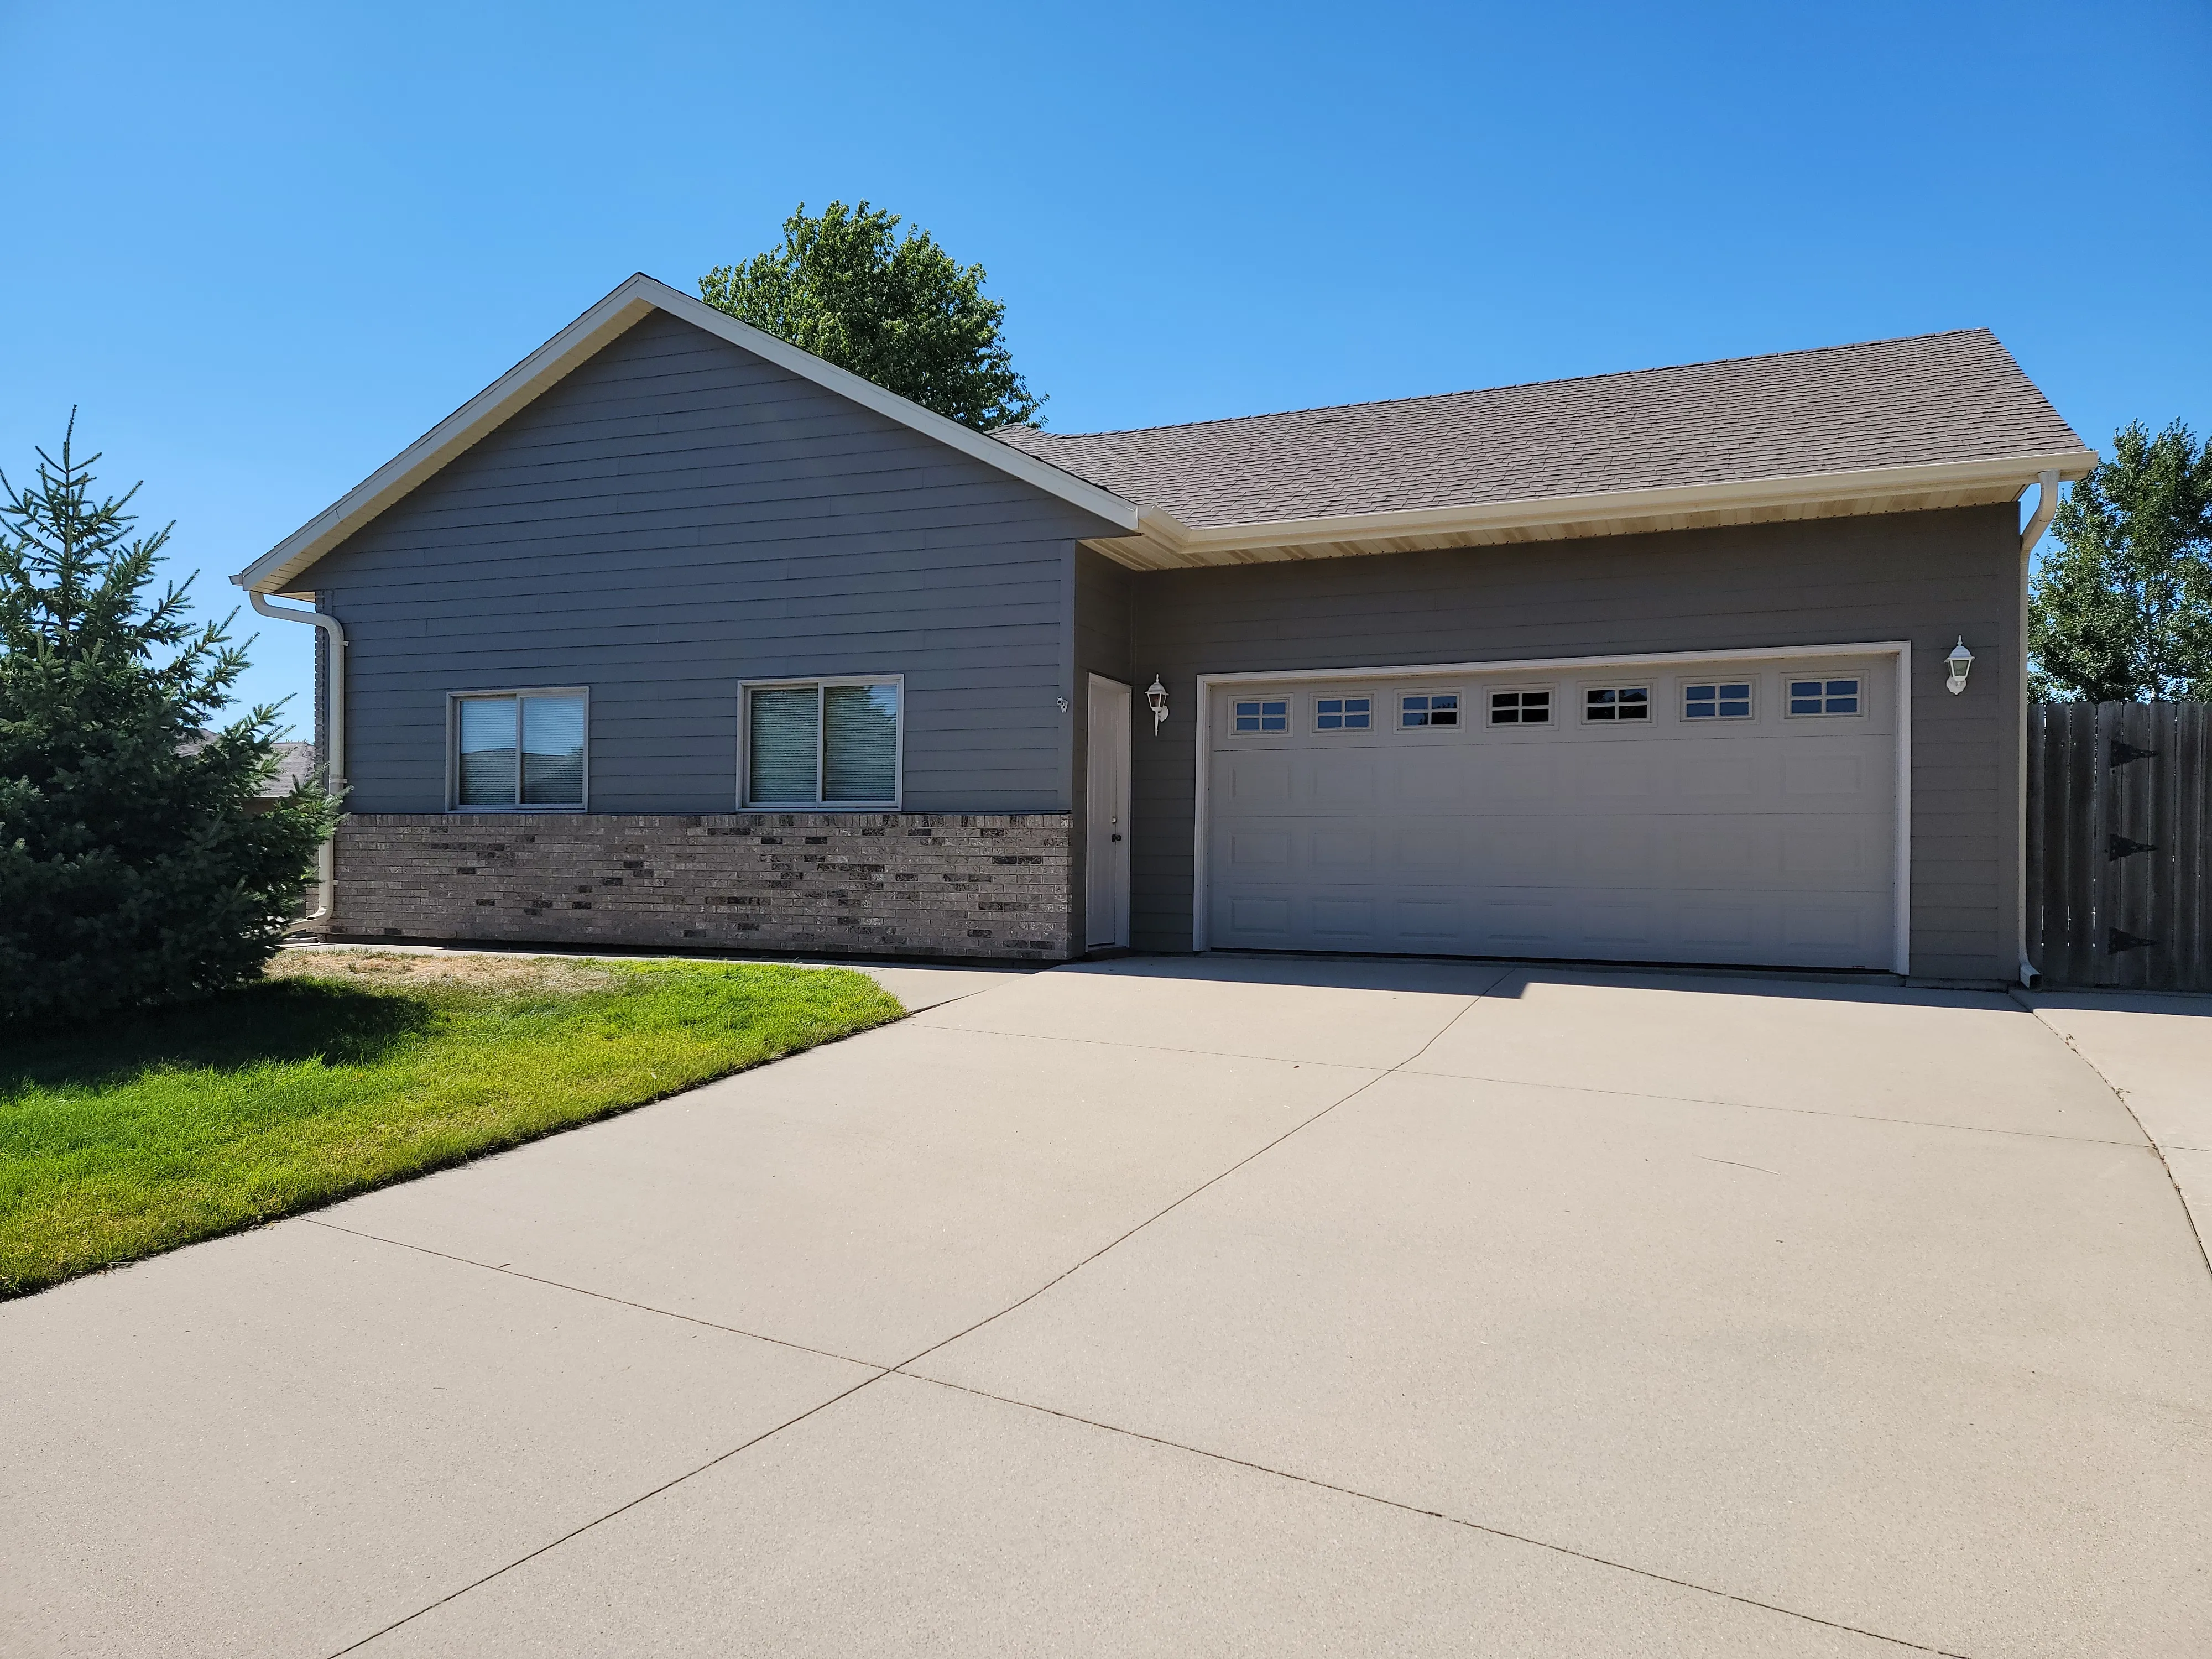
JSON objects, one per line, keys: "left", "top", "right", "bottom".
{"left": 1315, "top": 696, "right": 1371, "bottom": 731}
{"left": 455, "top": 691, "right": 585, "bottom": 808}
{"left": 748, "top": 687, "right": 822, "bottom": 804}
{"left": 521, "top": 695, "right": 586, "bottom": 805}
{"left": 1400, "top": 693, "right": 1459, "bottom": 728}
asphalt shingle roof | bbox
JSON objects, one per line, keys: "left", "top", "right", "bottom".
{"left": 990, "top": 329, "right": 2085, "bottom": 529}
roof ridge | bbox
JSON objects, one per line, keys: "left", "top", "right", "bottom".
{"left": 1009, "top": 327, "right": 2005, "bottom": 444}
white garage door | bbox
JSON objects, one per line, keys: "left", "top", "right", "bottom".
{"left": 1204, "top": 653, "right": 1900, "bottom": 971}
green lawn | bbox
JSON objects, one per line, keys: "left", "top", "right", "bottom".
{"left": 0, "top": 951, "right": 904, "bottom": 1298}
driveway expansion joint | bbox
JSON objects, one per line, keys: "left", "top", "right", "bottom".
{"left": 889, "top": 988, "right": 1498, "bottom": 1373}
{"left": 1396, "top": 1063, "right": 2156, "bottom": 1149}
{"left": 300, "top": 1217, "right": 884, "bottom": 1371}
{"left": 894, "top": 1371, "right": 1970, "bottom": 1659}
{"left": 2011, "top": 990, "right": 2212, "bottom": 1287}
{"left": 324, "top": 1368, "right": 896, "bottom": 1658}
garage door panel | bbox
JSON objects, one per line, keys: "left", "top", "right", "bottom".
{"left": 1206, "top": 654, "right": 1897, "bottom": 971}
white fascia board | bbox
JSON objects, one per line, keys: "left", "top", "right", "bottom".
{"left": 234, "top": 273, "right": 1139, "bottom": 595}
{"left": 1123, "top": 448, "right": 2102, "bottom": 562}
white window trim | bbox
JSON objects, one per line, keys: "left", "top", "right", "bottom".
{"left": 1191, "top": 642, "right": 1913, "bottom": 975}
{"left": 446, "top": 686, "right": 590, "bottom": 813}
{"left": 1782, "top": 674, "right": 1869, "bottom": 719}
{"left": 1679, "top": 675, "right": 1760, "bottom": 722}
{"left": 1483, "top": 685, "right": 1557, "bottom": 728}
{"left": 1227, "top": 695, "right": 1294, "bottom": 737}
{"left": 1311, "top": 690, "right": 1378, "bottom": 734}
{"left": 1397, "top": 688, "right": 1466, "bottom": 729}
{"left": 1579, "top": 682, "right": 1653, "bottom": 724}
{"left": 738, "top": 675, "right": 906, "bottom": 810}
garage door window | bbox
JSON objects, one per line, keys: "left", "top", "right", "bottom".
{"left": 1400, "top": 693, "right": 1460, "bottom": 728}
{"left": 1233, "top": 698, "right": 1290, "bottom": 734}
{"left": 1315, "top": 696, "right": 1371, "bottom": 731}
{"left": 1584, "top": 686, "right": 1650, "bottom": 722}
{"left": 1683, "top": 682, "right": 1755, "bottom": 719}
{"left": 1488, "top": 690, "right": 1551, "bottom": 726}
{"left": 1788, "top": 677, "right": 1861, "bottom": 716}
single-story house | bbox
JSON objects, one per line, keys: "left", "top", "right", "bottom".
{"left": 233, "top": 274, "right": 2095, "bottom": 984}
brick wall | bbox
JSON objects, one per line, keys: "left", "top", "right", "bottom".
{"left": 329, "top": 812, "right": 1074, "bottom": 961}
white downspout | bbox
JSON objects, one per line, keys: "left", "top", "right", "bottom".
{"left": 243, "top": 587, "right": 346, "bottom": 924}
{"left": 2016, "top": 469, "right": 2061, "bottom": 988}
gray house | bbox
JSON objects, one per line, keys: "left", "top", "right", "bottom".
{"left": 234, "top": 274, "right": 2094, "bottom": 984}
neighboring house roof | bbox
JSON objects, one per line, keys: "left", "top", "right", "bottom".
{"left": 996, "top": 329, "right": 2097, "bottom": 569}
{"left": 180, "top": 734, "right": 316, "bottom": 795}
{"left": 266, "top": 740, "right": 316, "bottom": 795}
{"left": 233, "top": 274, "right": 1141, "bottom": 597}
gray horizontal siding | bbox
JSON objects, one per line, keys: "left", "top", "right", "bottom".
{"left": 1112, "top": 505, "right": 2025, "bottom": 981}
{"left": 308, "top": 308, "right": 1120, "bottom": 815}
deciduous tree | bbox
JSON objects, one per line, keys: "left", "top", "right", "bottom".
{"left": 701, "top": 200, "right": 1044, "bottom": 430}
{"left": 2030, "top": 420, "right": 2212, "bottom": 701}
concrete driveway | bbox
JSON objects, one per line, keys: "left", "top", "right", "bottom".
{"left": 6, "top": 958, "right": 2209, "bottom": 1658}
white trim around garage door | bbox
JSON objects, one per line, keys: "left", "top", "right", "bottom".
{"left": 1191, "top": 641, "right": 1914, "bottom": 974}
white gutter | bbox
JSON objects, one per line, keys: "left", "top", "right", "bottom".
{"left": 2016, "top": 468, "right": 2063, "bottom": 987}
{"left": 244, "top": 588, "right": 346, "bottom": 923}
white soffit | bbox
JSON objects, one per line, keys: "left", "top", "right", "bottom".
{"left": 1087, "top": 449, "right": 2100, "bottom": 570}
{"left": 232, "top": 274, "right": 1141, "bottom": 595}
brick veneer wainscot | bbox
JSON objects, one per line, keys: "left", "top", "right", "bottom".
{"left": 329, "top": 812, "right": 1073, "bottom": 960}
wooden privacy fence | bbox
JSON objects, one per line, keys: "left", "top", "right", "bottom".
{"left": 2028, "top": 702, "right": 2211, "bottom": 990}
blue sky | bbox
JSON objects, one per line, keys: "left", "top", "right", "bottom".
{"left": 5, "top": 1, "right": 2207, "bottom": 728}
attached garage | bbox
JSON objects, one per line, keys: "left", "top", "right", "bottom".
{"left": 1199, "top": 649, "right": 1905, "bottom": 972}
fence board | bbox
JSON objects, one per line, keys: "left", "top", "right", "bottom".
{"left": 2028, "top": 702, "right": 2212, "bottom": 989}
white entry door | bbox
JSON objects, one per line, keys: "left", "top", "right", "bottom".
{"left": 1087, "top": 675, "right": 1133, "bottom": 948}
{"left": 1204, "top": 653, "right": 1900, "bottom": 971}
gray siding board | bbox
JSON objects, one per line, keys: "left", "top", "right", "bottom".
{"left": 312, "top": 307, "right": 1118, "bottom": 816}
{"left": 1112, "top": 505, "right": 2023, "bottom": 980}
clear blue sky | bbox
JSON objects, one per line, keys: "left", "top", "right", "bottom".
{"left": 6, "top": 1, "right": 2207, "bottom": 729}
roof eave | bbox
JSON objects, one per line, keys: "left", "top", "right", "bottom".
{"left": 1086, "top": 448, "right": 2100, "bottom": 570}
{"left": 233, "top": 274, "right": 1140, "bottom": 596}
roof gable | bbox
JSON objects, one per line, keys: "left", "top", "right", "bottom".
{"left": 233, "top": 275, "right": 1139, "bottom": 595}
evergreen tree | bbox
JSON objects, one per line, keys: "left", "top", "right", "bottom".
{"left": 701, "top": 200, "right": 1045, "bottom": 431}
{"left": 2030, "top": 420, "right": 2212, "bottom": 701}
{"left": 0, "top": 418, "right": 336, "bottom": 1023}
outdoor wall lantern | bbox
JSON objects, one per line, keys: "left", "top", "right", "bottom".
{"left": 1146, "top": 675, "right": 1170, "bottom": 734}
{"left": 1944, "top": 637, "right": 1975, "bottom": 695}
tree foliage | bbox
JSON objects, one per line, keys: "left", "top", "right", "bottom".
{"left": 2029, "top": 420, "right": 2212, "bottom": 702}
{"left": 700, "top": 200, "right": 1044, "bottom": 431}
{"left": 0, "top": 419, "right": 337, "bottom": 1024}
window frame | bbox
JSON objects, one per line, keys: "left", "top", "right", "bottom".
{"left": 1228, "top": 696, "right": 1293, "bottom": 737}
{"left": 1311, "top": 692, "right": 1375, "bottom": 734}
{"left": 1579, "top": 684, "right": 1652, "bottom": 725}
{"left": 738, "top": 674, "right": 905, "bottom": 810}
{"left": 1484, "top": 686, "right": 1555, "bottom": 728}
{"left": 1680, "top": 678, "right": 1759, "bottom": 722}
{"left": 446, "top": 686, "right": 591, "bottom": 813}
{"left": 1397, "top": 690, "right": 1464, "bottom": 730}
{"left": 1783, "top": 675, "right": 1866, "bottom": 719}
